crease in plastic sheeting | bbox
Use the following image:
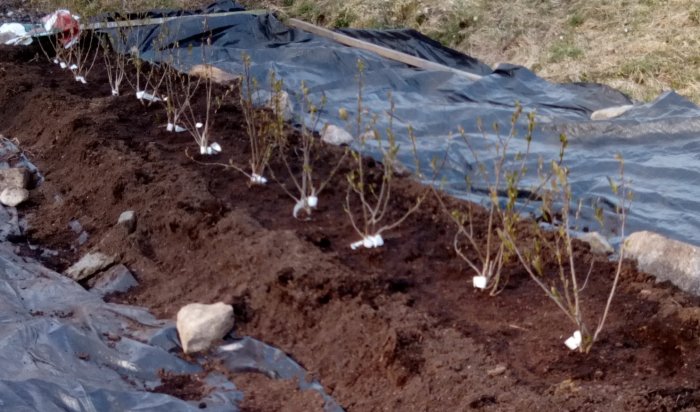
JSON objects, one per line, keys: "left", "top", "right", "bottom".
{"left": 218, "top": 337, "right": 345, "bottom": 412}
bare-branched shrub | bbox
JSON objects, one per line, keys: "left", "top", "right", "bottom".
{"left": 99, "top": 31, "right": 127, "bottom": 95}
{"left": 435, "top": 104, "right": 535, "bottom": 295}
{"left": 177, "top": 39, "right": 223, "bottom": 155}
{"left": 238, "top": 53, "right": 276, "bottom": 184}
{"left": 66, "top": 31, "right": 100, "bottom": 83}
{"left": 344, "top": 60, "right": 425, "bottom": 250}
{"left": 502, "top": 145, "right": 632, "bottom": 353}
{"left": 268, "top": 75, "right": 346, "bottom": 218}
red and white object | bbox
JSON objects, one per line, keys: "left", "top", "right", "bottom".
{"left": 41, "top": 10, "right": 80, "bottom": 48}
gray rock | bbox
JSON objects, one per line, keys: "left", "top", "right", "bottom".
{"left": 0, "top": 167, "right": 29, "bottom": 191}
{"left": 177, "top": 302, "right": 234, "bottom": 354}
{"left": 578, "top": 232, "right": 614, "bottom": 255}
{"left": 322, "top": 125, "right": 354, "bottom": 146}
{"left": 89, "top": 264, "right": 138, "bottom": 296}
{"left": 118, "top": 210, "right": 137, "bottom": 234}
{"left": 625, "top": 231, "right": 700, "bottom": 295}
{"left": 65, "top": 252, "right": 115, "bottom": 282}
{"left": 0, "top": 187, "right": 29, "bottom": 207}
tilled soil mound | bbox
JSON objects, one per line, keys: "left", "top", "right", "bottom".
{"left": 1, "top": 44, "right": 699, "bottom": 410}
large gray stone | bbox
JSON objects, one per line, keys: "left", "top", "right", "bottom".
{"left": 322, "top": 125, "right": 353, "bottom": 146}
{"left": 65, "top": 252, "right": 115, "bottom": 282}
{"left": 578, "top": 232, "right": 614, "bottom": 255}
{"left": 0, "top": 187, "right": 28, "bottom": 207}
{"left": 0, "top": 167, "right": 30, "bottom": 191}
{"left": 177, "top": 302, "right": 234, "bottom": 354}
{"left": 625, "top": 231, "right": 700, "bottom": 295}
{"left": 89, "top": 264, "right": 138, "bottom": 296}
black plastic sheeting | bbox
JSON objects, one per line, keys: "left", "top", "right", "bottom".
{"left": 102, "top": 2, "right": 700, "bottom": 246}
{"left": 0, "top": 148, "right": 342, "bottom": 410}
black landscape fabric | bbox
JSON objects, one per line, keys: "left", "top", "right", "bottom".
{"left": 103, "top": 0, "right": 700, "bottom": 246}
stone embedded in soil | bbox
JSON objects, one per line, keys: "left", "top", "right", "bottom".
{"left": 626, "top": 231, "right": 700, "bottom": 295}
{"left": 0, "top": 167, "right": 29, "bottom": 191}
{"left": 0, "top": 186, "right": 28, "bottom": 207}
{"left": 578, "top": 231, "right": 614, "bottom": 255}
{"left": 65, "top": 252, "right": 116, "bottom": 282}
{"left": 487, "top": 365, "right": 507, "bottom": 376}
{"left": 117, "top": 210, "right": 137, "bottom": 234}
{"left": 177, "top": 302, "right": 234, "bottom": 354}
{"left": 322, "top": 125, "right": 353, "bottom": 146}
{"left": 88, "top": 264, "right": 138, "bottom": 296}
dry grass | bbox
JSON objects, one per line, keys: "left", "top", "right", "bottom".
{"left": 242, "top": 0, "right": 700, "bottom": 103}
{"left": 28, "top": 0, "right": 212, "bottom": 17}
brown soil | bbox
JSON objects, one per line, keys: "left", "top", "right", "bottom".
{"left": 152, "top": 369, "right": 208, "bottom": 401}
{"left": 1, "top": 43, "right": 700, "bottom": 411}
{"left": 233, "top": 374, "right": 325, "bottom": 412}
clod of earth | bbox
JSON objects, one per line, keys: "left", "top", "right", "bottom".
{"left": 177, "top": 302, "right": 234, "bottom": 354}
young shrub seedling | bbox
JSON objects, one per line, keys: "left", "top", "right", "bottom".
{"left": 269, "top": 74, "right": 346, "bottom": 218}
{"left": 503, "top": 143, "right": 632, "bottom": 353}
{"left": 66, "top": 30, "right": 100, "bottom": 84}
{"left": 238, "top": 53, "right": 276, "bottom": 184}
{"left": 179, "top": 38, "right": 222, "bottom": 156}
{"left": 436, "top": 104, "right": 535, "bottom": 295}
{"left": 99, "top": 30, "right": 127, "bottom": 96}
{"left": 344, "top": 60, "right": 425, "bottom": 250}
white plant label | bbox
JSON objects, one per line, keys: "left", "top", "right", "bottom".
{"left": 307, "top": 195, "right": 318, "bottom": 208}
{"left": 205, "top": 143, "right": 222, "bottom": 155}
{"left": 351, "top": 234, "right": 384, "bottom": 250}
{"left": 136, "top": 90, "right": 161, "bottom": 102}
{"left": 564, "top": 330, "right": 582, "bottom": 351}
{"left": 195, "top": 122, "right": 203, "bottom": 129}
{"left": 250, "top": 174, "right": 268, "bottom": 185}
{"left": 74, "top": 76, "right": 86, "bottom": 84}
{"left": 69, "top": 64, "right": 78, "bottom": 71}
{"left": 59, "top": 62, "right": 67, "bottom": 69}
{"left": 473, "top": 276, "right": 487, "bottom": 289}
{"left": 292, "top": 195, "right": 319, "bottom": 218}
{"left": 53, "top": 58, "right": 59, "bottom": 64}
{"left": 111, "top": 88, "right": 119, "bottom": 96}
{"left": 166, "top": 123, "right": 186, "bottom": 133}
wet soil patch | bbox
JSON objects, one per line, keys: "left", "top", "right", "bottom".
{"left": 1, "top": 44, "right": 700, "bottom": 410}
